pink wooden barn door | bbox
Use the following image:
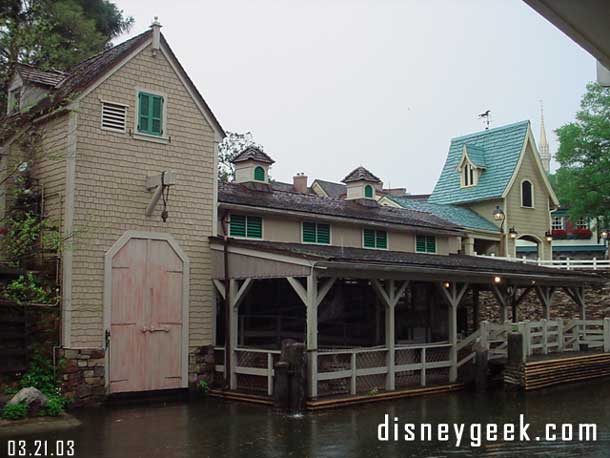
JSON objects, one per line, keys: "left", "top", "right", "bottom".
{"left": 109, "top": 238, "right": 184, "bottom": 393}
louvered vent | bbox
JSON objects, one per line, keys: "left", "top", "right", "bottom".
{"left": 101, "top": 101, "right": 128, "bottom": 132}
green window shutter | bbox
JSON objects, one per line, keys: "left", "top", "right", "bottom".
{"left": 426, "top": 236, "right": 436, "bottom": 253}
{"left": 246, "top": 216, "right": 262, "bottom": 238}
{"left": 138, "top": 92, "right": 150, "bottom": 133}
{"left": 363, "top": 229, "right": 376, "bottom": 248}
{"left": 416, "top": 235, "right": 426, "bottom": 252}
{"left": 254, "top": 166, "right": 265, "bottom": 181}
{"left": 365, "top": 185, "right": 374, "bottom": 198}
{"left": 229, "top": 215, "right": 246, "bottom": 237}
{"left": 151, "top": 95, "right": 163, "bottom": 135}
{"left": 138, "top": 92, "right": 163, "bottom": 136}
{"left": 317, "top": 224, "right": 330, "bottom": 244}
{"left": 376, "top": 230, "right": 387, "bottom": 249}
{"left": 303, "top": 222, "right": 316, "bottom": 243}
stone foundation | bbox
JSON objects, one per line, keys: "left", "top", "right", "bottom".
{"left": 188, "top": 345, "right": 216, "bottom": 389}
{"left": 57, "top": 348, "right": 106, "bottom": 407}
{"left": 477, "top": 283, "right": 610, "bottom": 324}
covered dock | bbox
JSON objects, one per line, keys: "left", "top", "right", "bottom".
{"left": 209, "top": 237, "right": 606, "bottom": 404}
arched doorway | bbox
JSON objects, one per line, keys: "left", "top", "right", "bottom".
{"left": 516, "top": 234, "right": 543, "bottom": 260}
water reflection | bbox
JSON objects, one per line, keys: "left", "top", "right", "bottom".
{"left": 9, "top": 379, "right": 610, "bottom": 458}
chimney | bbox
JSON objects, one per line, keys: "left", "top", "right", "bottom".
{"left": 151, "top": 17, "right": 162, "bottom": 56}
{"left": 293, "top": 173, "right": 308, "bottom": 193}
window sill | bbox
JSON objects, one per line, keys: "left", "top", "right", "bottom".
{"left": 520, "top": 205, "right": 535, "bottom": 210}
{"left": 132, "top": 132, "right": 170, "bottom": 144}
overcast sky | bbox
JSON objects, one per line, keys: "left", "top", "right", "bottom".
{"left": 118, "top": 0, "right": 594, "bottom": 194}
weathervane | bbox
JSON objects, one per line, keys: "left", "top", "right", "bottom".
{"left": 478, "top": 110, "right": 491, "bottom": 130}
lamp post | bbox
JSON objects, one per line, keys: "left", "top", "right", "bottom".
{"left": 493, "top": 205, "right": 506, "bottom": 257}
{"left": 602, "top": 229, "right": 609, "bottom": 260}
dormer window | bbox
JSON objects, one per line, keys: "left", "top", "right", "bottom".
{"left": 364, "top": 184, "right": 374, "bottom": 199}
{"left": 342, "top": 166, "right": 382, "bottom": 201}
{"left": 7, "top": 87, "right": 21, "bottom": 115}
{"left": 231, "top": 146, "right": 274, "bottom": 185}
{"left": 457, "top": 144, "right": 485, "bottom": 189}
{"left": 462, "top": 163, "right": 477, "bottom": 187}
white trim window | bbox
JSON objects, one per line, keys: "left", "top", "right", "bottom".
{"left": 575, "top": 217, "right": 589, "bottom": 230}
{"left": 461, "top": 163, "right": 478, "bottom": 187}
{"left": 551, "top": 216, "right": 564, "bottom": 230}
{"left": 521, "top": 180, "right": 534, "bottom": 208}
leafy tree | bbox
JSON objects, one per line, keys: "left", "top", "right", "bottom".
{"left": 218, "top": 131, "right": 264, "bottom": 183}
{"left": 555, "top": 82, "right": 610, "bottom": 226}
{"left": 0, "top": 0, "right": 133, "bottom": 111}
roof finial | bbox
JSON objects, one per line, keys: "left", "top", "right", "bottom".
{"left": 478, "top": 110, "right": 491, "bottom": 130}
{"left": 538, "top": 100, "right": 551, "bottom": 173}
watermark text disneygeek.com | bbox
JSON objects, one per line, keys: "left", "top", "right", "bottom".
{"left": 377, "top": 414, "right": 597, "bottom": 447}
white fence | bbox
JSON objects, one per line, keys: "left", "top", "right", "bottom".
{"left": 477, "top": 254, "right": 610, "bottom": 271}
{"left": 480, "top": 318, "right": 610, "bottom": 361}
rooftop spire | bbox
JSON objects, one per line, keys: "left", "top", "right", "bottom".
{"left": 539, "top": 100, "right": 550, "bottom": 173}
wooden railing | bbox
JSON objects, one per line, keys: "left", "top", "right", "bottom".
{"left": 476, "top": 254, "right": 610, "bottom": 270}
{"left": 480, "top": 318, "right": 610, "bottom": 361}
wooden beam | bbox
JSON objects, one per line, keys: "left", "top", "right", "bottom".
{"left": 231, "top": 278, "right": 253, "bottom": 309}
{"left": 306, "top": 274, "right": 319, "bottom": 398}
{"left": 287, "top": 277, "right": 308, "bottom": 306}
{"left": 372, "top": 279, "right": 392, "bottom": 307}
{"left": 514, "top": 286, "right": 534, "bottom": 307}
{"left": 316, "top": 278, "right": 336, "bottom": 307}
{"left": 212, "top": 279, "right": 226, "bottom": 300}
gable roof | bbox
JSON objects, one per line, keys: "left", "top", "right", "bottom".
{"left": 14, "top": 64, "right": 66, "bottom": 87}
{"left": 342, "top": 166, "right": 382, "bottom": 183}
{"left": 311, "top": 179, "right": 347, "bottom": 198}
{"left": 219, "top": 182, "right": 463, "bottom": 234}
{"left": 462, "top": 144, "right": 487, "bottom": 168}
{"left": 231, "top": 146, "right": 275, "bottom": 164}
{"left": 1, "top": 29, "right": 224, "bottom": 142}
{"left": 429, "top": 121, "right": 530, "bottom": 205}
{"left": 387, "top": 195, "right": 500, "bottom": 233}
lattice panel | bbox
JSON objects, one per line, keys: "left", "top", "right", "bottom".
{"left": 426, "top": 367, "right": 449, "bottom": 385}
{"left": 236, "top": 374, "right": 267, "bottom": 393}
{"left": 395, "top": 370, "right": 421, "bottom": 388}
{"left": 318, "top": 353, "right": 351, "bottom": 373}
{"left": 395, "top": 348, "right": 421, "bottom": 365}
{"left": 356, "top": 350, "right": 386, "bottom": 369}
{"left": 236, "top": 351, "right": 268, "bottom": 369}
{"left": 318, "top": 377, "right": 350, "bottom": 397}
{"left": 426, "top": 346, "right": 450, "bottom": 363}
{"left": 356, "top": 373, "right": 386, "bottom": 394}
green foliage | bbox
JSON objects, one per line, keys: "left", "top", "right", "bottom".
{"left": 555, "top": 83, "right": 610, "bottom": 225}
{"left": 20, "top": 352, "right": 59, "bottom": 396}
{"left": 5, "top": 272, "right": 55, "bottom": 304}
{"left": 0, "top": 0, "right": 133, "bottom": 112}
{"left": 198, "top": 379, "right": 209, "bottom": 394}
{"left": 2, "top": 402, "right": 27, "bottom": 420}
{"left": 217, "top": 131, "right": 264, "bottom": 183}
{"left": 40, "top": 394, "right": 65, "bottom": 417}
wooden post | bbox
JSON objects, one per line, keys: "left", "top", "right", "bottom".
{"left": 557, "top": 319, "right": 564, "bottom": 352}
{"left": 267, "top": 352, "right": 273, "bottom": 396}
{"left": 480, "top": 320, "right": 489, "bottom": 350}
{"left": 438, "top": 282, "right": 468, "bottom": 383}
{"left": 229, "top": 280, "right": 239, "bottom": 390}
{"left": 604, "top": 318, "right": 610, "bottom": 353}
{"left": 421, "top": 347, "right": 427, "bottom": 387}
{"left": 372, "top": 279, "right": 408, "bottom": 391}
{"left": 350, "top": 351, "right": 357, "bottom": 395}
{"left": 473, "top": 288, "right": 480, "bottom": 332}
{"left": 541, "top": 319, "right": 548, "bottom": 355}
{"left": 306, "top": 274, "right": 318, "bottom": 398}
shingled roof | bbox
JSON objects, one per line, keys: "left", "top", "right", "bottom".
{"left": 342, "top": 166, "right": 382, "bottom": 183}
{"left": 312, "top": 179, "right": 347, "bottom": 198}
{"left": 210, "top": 238, "right": 605, "bottom": 286}
{"left": 219, "top": 182, "right": 462, "bottom": 234}
{"left": 14, "top": 64, "right": 66, "bottom": 87}
{"left": 429, "top": 121, "right": 530, "bottom": 205}
{"left": 231, "top": 146, "right": 275, "bottom": 164}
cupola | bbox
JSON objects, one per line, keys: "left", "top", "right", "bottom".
{"left": 341, "top": 166, "right": 382, "bottom": 202}
{"left": 231, "top": 146, "right": 275, "bottom": 184}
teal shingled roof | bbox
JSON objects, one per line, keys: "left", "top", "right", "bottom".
{"left": 388, "top": 196, "right": 500, "bottom": 233}
{"left": 429, "top": 121, "right": 530, "bottom": 205}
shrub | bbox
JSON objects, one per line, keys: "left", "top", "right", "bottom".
{"left": 198, "top": 380, "right": 209, "bottom": 394}
{"left": 4, "top": 272, "right": 54, "bottom": 305}
{"left": 41, "top": 395, "right": 64, "bottom": 417}
{"left": 2, "top": 402, "right": 27, "bottom": 420}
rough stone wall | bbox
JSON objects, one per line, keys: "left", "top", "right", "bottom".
{"left": 57, "top": 348, "right": 105, "bottom": 407}
{"left": 478, "top": 283, "right": 610, "bottom": 323}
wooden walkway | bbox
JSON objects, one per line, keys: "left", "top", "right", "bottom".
{"left": 504, "top": 351, "right": 610, "bottom": 391}
{"left": 208, "top": 382, "right": 464, "bottom": 411}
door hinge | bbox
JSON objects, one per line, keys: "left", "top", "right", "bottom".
{"left": 105, "top": 329, "right": 111, "bottom": 349}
